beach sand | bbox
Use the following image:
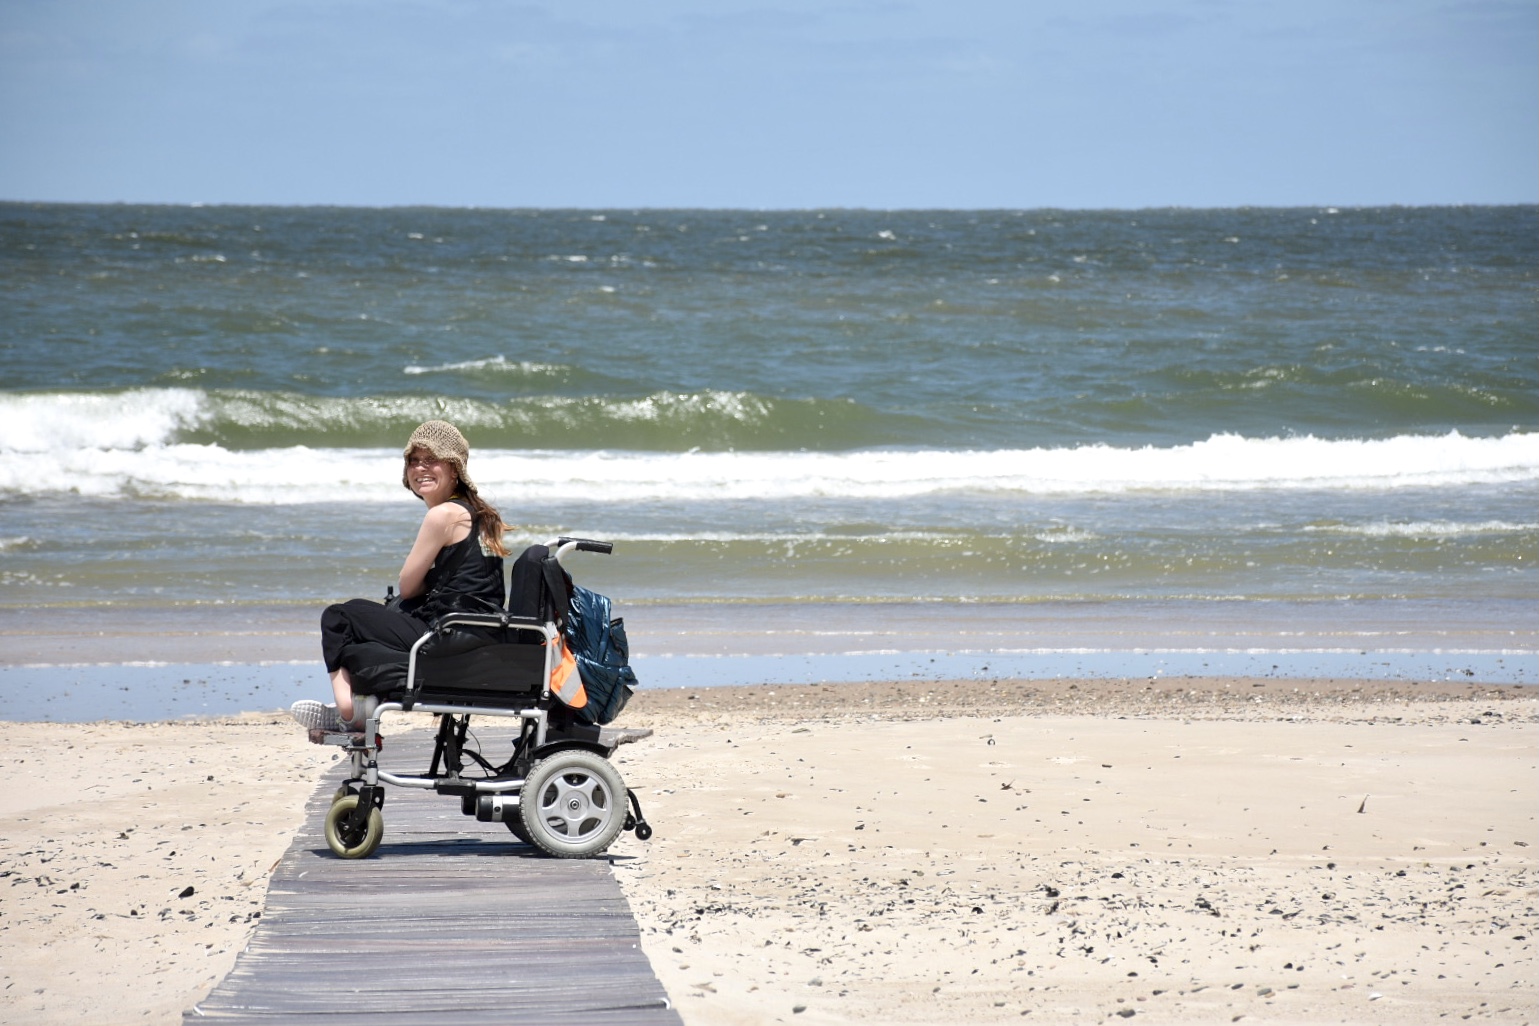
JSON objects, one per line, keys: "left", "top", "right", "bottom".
{"left": 0, "top": 713, "right": 335, "bottom": 1024}
{"left": 2, "top": 677, "right": 1534, "bottom": 1025}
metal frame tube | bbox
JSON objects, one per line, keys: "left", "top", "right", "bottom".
{"left": 359, "top": 701, "right": 546, "bottom": 791}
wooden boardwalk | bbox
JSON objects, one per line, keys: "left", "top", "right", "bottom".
{"left": 188, "top": 731, "right": 681, "bottom": 1024}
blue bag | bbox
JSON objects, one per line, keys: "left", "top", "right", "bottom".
{"left": 564, "top": 585, "right": 638, "bottom": 725}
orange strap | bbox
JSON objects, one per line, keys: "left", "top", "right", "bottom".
{"left": 548, "top": 636, "right": 588, "bottom": 709}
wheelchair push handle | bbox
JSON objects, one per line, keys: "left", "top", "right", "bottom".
{"left": 553, "top": 537, "right": 614, "bottom": 562}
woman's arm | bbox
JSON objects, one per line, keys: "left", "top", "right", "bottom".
{"left": 398, "top": 502, "right": 474, "bottom": 599}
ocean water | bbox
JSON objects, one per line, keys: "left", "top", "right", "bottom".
{"left": 1, "top": 203, "right": 1535, "bottom": 700}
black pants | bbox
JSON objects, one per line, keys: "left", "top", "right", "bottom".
{"left": 320, "top": 598, "right": 427, "bottom": 680}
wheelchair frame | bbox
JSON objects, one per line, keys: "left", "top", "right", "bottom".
{"left": 318, "top": 539, "right": 653, "bottom": 860}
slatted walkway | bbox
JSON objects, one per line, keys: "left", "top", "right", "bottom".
{"left": 188, "top": 730, "right": 681, "bottom": 1024}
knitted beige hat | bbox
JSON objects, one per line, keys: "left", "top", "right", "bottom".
{"left": 401, "top": 420, "right": 473, "bottom": 491}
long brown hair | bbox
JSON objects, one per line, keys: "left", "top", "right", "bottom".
{"left": 456, "top": 481, "right": 510, "bottom": 557}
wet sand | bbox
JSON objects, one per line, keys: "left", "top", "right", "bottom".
{"left": 1, "top": 677, "right": 1534, "bottom": 1025}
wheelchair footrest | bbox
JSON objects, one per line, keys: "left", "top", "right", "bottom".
{"left": 596, "top": 726, "right": 653, "bottom": 747}
{"left": 310, "top": 728, "right": 375, "bottom": 750}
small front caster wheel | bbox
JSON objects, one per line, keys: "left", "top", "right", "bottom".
{"left": 635, "top": 821, "right": 653, "bottom": 841}
{"left": 324, "top": 794, "right": 383, "bottom": 859}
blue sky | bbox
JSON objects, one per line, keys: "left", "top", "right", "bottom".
{"left": 1, "top": 0, "right": 1533, "bottom": 208}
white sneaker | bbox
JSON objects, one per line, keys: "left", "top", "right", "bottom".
{"left": 290, "top": 700, "right": 345, "bottom": 733}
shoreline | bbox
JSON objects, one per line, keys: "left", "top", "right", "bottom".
{"left": 1, "top": 677, "right": 1534, "bottom": 1025}
{"left": 2, "top": 660, "right": 1533, "bottom": 725}
{"left": 4, "top": 596, "right": 1535, "bottom": 664}
{"left": 1, "top": 597, "right": 1533, "bottom": 724}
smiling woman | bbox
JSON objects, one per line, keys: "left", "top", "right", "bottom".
{"left": 296, "top": 420, "right": 509, "bottom": 735}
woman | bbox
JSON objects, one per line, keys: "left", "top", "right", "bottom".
{"left": 291, "top": 420, "right": 508, "bottom": 734}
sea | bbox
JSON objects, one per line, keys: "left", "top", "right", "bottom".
{"left": 2, "top": 203, "right": 1535, "bottom": 719}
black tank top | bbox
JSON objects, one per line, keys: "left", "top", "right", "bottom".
{"left": 420, "top": 499, "right": 505, "bottom": 614}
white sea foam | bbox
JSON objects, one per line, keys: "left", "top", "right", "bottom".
{"left": 402, "top": 356, "right": 567, "bottom": 377}
{"left": 1034, "top": 527, "right": 1101, "bottom": 544}
{"left": 1, "top": 425, "right": 1535, "bottom": 504}
{"left": 0, "top": 388, "right": 207, "bottom": 452}
{"left": 1303, "top": 520, "right": 1536, "bottom": 539}
{"left": 473, "top": 433, "right": 1536, "bottom": 503}
{"left": 497, "top": 530, "right": 988, "bottom": 546}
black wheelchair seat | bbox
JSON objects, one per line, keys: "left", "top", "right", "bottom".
{"left": 408, "top": 615, "right": 549, "bottom": 708}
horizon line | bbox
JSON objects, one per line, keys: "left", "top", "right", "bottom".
{"left": 4, "top": 198, "right": 1537, "bottom": 214}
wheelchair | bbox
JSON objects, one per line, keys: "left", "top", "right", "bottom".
{"left": 315, "top": 538, "right": 654, "bottom": 860}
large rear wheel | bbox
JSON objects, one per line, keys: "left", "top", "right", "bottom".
{"left": 518, "top": 751, "right": 626, "bottom": 858}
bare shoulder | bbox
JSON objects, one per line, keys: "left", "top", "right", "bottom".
{"left": 422, "top": 500, "right": 473, "bottom": 541}
{"left": 424, "top": 500, "right": 470, "bottom": 523}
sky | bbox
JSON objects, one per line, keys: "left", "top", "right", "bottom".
{"left": 0, "top": 0, "right": 1534, "bottom": 209}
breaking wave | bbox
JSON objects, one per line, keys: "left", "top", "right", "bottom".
{"left": 1, "top": 390, "right": 1533, "bottom": 504}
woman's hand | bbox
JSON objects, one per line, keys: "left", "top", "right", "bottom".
{"left": 398, "top": 501, "right": 473, "bottom": 599}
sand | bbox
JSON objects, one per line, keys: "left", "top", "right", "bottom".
{"left": 0, "top": 713, "right": 334, "bottom": 1024}
{"left": 2, "top": 677, "right": 1534, "bottom": 1025}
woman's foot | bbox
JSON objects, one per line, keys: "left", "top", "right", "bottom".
{"left": 290, "top": 699, "right": 346, "bottom": 733}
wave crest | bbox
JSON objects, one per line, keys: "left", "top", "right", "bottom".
{"left": 0, "top": 387, "right": 887, "bottom": 451}
{"left": 402, "top": 356, "right": 572, "bottom": 378}
{"left": 0, "top": 388, "right": 207, "bottom": 452}
{"left": 0, "top": 396, "right": 1533, "bottom": 505}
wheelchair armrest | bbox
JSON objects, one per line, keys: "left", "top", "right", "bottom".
{"left": 427, "top": 611, "right": 547, "bottom": 634}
